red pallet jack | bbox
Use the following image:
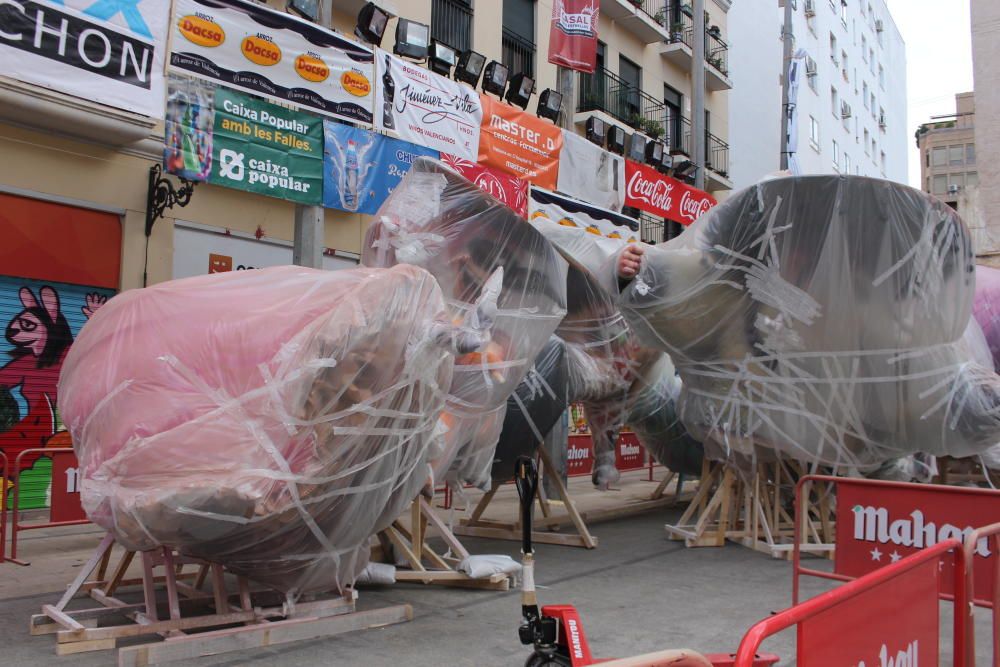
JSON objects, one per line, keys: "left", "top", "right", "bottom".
{"left": 514, "top": 457, "right": 779, "bottom": 667}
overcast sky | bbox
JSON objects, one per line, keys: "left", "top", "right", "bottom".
{"left": 885, "top": 0, "right": 974, "bottom": 187}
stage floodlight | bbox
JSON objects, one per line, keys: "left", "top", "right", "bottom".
{"left": 585, "top": 116, "right": 607, "bottom": 147}
{"left": 626, "top": 132, "right": 648, "bottom": 163}
{"left": 505, "top": 72, "right": 535, "bottom": 109}
{"left": 482, "top": 60, "right": 509, "bottom": 98}
{"left": 394, "top": 18, "right": 429, "bottom": 60}
{"left": 455, "top": 50, "right": 486, "bottom": 86}
{"left": 429, "top": 40, "right": 457, "bottom": 76}
{"left": 354, "top": 2, "right": 390, "bottom": 46}
{"left": 645, "top": 140, "right": 664, "bottom": 166}
{"left": 537, "top": 89, "right": 562, "bottom": 122}
{"left": 607, "top": 124, "right": 626, "bottom": 155}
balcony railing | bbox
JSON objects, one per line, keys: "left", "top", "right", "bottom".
{"left": 502, "top": 27, "right": 536, "bottom": 78}
{"left": 667, "top": 114, "right": 692, "bottom": 156}
{"left": 431, "top": 0, "right": 473, "bottom": 54}
{"left": 577, "top": 68, "right": 666, "bottom": 130}
{"left": 667, "top": 11, "right": 693, "bottom": 47}
{"left": 631, "top": 0, "right": 669, "bottom": 25}
{"left": 640, "top": 213, "right": 666, "bottom": 244}
{"left": 705, "top": 131, "right": 729, "bottom": 177}
{"left": 706, "top": 31, "right": 729, "bottom": 76}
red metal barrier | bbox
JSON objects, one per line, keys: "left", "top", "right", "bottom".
{"left": 9, "top": 448, "right": 90, "bottom": 566}
{"left": 735, "top": 540, "right": 964, "bottom": 666}
{"left": 0, "top": 451, "right": 8, "bottom": 564}
{"left": 959, "top": 522, "right": 1000, "bottom": 667}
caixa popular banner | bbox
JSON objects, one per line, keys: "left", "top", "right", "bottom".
{"left": 169, "top": 0, "right": 374, "bottom": 124}
{"left": 0, "top": 0, "right": 170, "bottom": 117}
{"left": 624, "top": 160, "right": 716, "bottom": 225}
{"left": 165, "top": 75, "right": 323, "bottom": 205}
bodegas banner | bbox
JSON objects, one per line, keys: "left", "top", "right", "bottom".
{"left": 165, "top": 77, "right": 323, "bottom": 205}
{"left": 376, "top": 48, "right": 482, "bottom": 161}
{"left": 441, "top": 154, "right": 529, "bottom": 218}
{"left": 324, "top": 121, "right": 437, "bottom": 215}
{"left": 0, "top": 0, "right": 170, "bottom": 117}
{"left": 169, "top": 0, "right": 374, "bottom": 124}
{"left": 529, "top": 187, "right": 639, "bottom": 242}
{"left": 478, "top": 96, "right": 563, "bottom": 190}
{"left": 624, "top": 160, "right": 717, "bottom": 225}
{"left": 557, "top": 130, "right": 624, "bottom": 212}
{"left": 547, "top": 0, "right": 600, "bottom": 74}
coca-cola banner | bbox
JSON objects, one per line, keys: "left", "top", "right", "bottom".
{"left": 557, "top": 130, "right": 625, "bottom": 212}
{"left": 624, "top": 160, "right": 717, "bottom": 225}
{"left": 548, "top": 0, "right": 600, "bottom": 74}
{"left": 441, "top": 154, "right": 528, "bottom": 218}
{"left": 375, "top": 48, "right": 482, "bottom": 161}
{"left": 529, "top": 187, "right": 639, "bottom": 242}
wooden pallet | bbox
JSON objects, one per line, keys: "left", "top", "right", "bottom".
{"left": 373, "top": 496, "right": 513, "bottom": 590}
{"left": 31, "top": 533, "right": 412, "bottom": 665}
{"left": 453, "top": 449, "right": 685, "bottom": 549}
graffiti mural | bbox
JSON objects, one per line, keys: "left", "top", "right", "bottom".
{"left": 0, "top": 278, "right": 114, "bottom": 509}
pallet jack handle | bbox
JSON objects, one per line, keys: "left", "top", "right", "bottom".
{"left": 515, "top": 456, "right": 538, "bottom": 557}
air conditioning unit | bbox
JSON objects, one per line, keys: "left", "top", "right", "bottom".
{"left": 878, "top": 113, "right": 886, "bottom": 129}
{"left": 948, "top": 184, "right": 960, "bottom": 195}
{"left": 841, "top": 101, "right": 852, "bottom": 119}
{"left": 804, "top": 0, "right": 816, "bottom": 17}
{"left": 805, "top": 56, "right": 818, "bottom": 76}
{"left": 875, "top": 19, "right": 884, "bottom": 32}
{"left": 842, "top": 67, "right": 849, "bottom": 81}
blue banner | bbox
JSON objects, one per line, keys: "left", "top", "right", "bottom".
{"left": 323, "top": 121, "right": 438, "bottom": 215}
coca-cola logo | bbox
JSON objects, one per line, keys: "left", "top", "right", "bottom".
{"left": 679, "top": 189, "right": 714, "bottom": 221}
{"left": 626, "top": 169, "right": 675, "bottom": 212}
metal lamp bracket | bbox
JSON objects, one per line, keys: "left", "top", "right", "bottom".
{"left": 145, "top": 164, "right": 197, "bottom": 237}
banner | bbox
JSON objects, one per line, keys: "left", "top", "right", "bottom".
{"left": 0, "top": 0, "right": 169, "bottom": 117}
{"left": 324, "top": 121, "right": 438, "bottom": 215}
{"left": 169, "top": 0, "right": 374, "bottom": 124}
{"left": 547, "top": 0, "right": 600, "bottom": 73}
{"left": 624, "top": 160, "right": 717, "bottom": 225}
{"left": 557, "top": 131, "right": 625, "bottom": 212}
{"left": 478, "top": 96, "right": 563, "bottom": 190}
{"left": 165, "top": 78, "right": 324, "bottom": 205}
{"left": 529, "top": 187, "right": 639, "bottom": 242}
{"left": 375, "top": 48, "right": 482, "bottom": 161}
{"left": 441, "top": 154, "right": 528, "bottom": 218}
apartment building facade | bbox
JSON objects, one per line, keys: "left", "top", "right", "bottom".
{"left": 971, "top": 0, "right": 1000, "bottom": 263}
{"left": 915, "top": 93, "right": 977, "bottom": 208}
{"left": 729, "top": 0, "right": 907, "bottom": 189}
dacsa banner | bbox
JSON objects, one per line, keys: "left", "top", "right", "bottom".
{"left": 169, "top": 0, "right": 374, "bottom": 124}
{"left": 547, "top": 0, "right": 600, "bottom": 74}
{"left": 375, "top": 48, "right": 482, "bottom": 161}
{"left": 323, "top": 121, "right": 438, "bottom": 215}
{"left": 624, "top": 160, "right": 717, "bottom": 225}
{"left": 478, "top": 95, "right": 563, "bottom": 191}
{"left": 529, "top": 187, "right": 639, "bottom": 242}
{"left": 0, "top": 0, "right": 170, "bottom": 117}
{"left": 165, "top": 77, "right": 324, "bottom": 205}
{"left": 440, "top": 154, "right": 528, "bottom": 219}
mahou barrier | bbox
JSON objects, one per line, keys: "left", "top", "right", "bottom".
{"left": 960, "top": 522, "right": 1000, "bottom": 666}
{"left": 735, "top": 539, "right": 964, "bottom": 666}
{"left": 9, "top": 448, "right": 89, "bottom": 566}
{"left": 0, "top": 451, "right": 8, "bottom": 564}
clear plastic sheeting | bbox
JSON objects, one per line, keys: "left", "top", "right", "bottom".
{"left": 973, "top": 265, "right": 1000, "bottom": 372}
{"left": 60, "top": 265, "right": 456, "bottom": 597}
{"left": 619, "top": 175, "right": 1000, "bottom": 470}
{"left": 364, "top": 158, "right": 568, "bottom": 489}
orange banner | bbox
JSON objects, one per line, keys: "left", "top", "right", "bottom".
{"left": 477, "top": 95, "right": 563, "bottom": 190}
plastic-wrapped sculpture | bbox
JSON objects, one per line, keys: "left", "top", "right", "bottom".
{"left": 973, "top": 265, "right": 1000, "bottom": 371}
{"left": 59, "top": 264, "right": 495, "bottom": 596}
{"left": 619, "top": 175, "right": 1000, "bottom": 470}
{"left": 364, "top": 158, "right": 568, "bottom": 488}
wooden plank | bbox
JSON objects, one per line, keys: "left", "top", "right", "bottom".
{"left": 105, "top": 550, "right": 136, "bottom": 597}
{"left": 410, "top": 501, "right": 423, "bottom": 566}
{"left": 464, "top": 482, "right": 501, "bottom": 526}
{"left": 40, "top": 605, "right": 85, "bottom": 631}
{"left": 393, "top": 570, "right": 509, "bottom": 590}
{"left": 453, "top": 524, "right": 598, "bottom": 548}
{"left": 161, "top": 549, "right": 181, "bottom": 621}
{"left": 211, "top": 564, "right": 230, "bottom": 614}
{"left": 116, "top": 604, "right": 413, "bottom": 667}
{"left": 55, "top": 638, "right": 116, "bottom": 655}
{"left": 385, "top": 524, "right": 425, "bottom": 572}
{"left": 55, "top": 533, "right": 115, "bottom": 612}
{"left": 418, "top": 497, "right": 470, "bottom": 561}
{"left": 56, "top": 608, "right": 264, "bottom": 643}
{"left": 140, "top": 552, "right": 159, "bottom": 622}
{"left": 538, "top": 447, "right": 597, "bottom": 549}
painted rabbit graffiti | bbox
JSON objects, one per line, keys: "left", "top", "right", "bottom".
{"left": 0, "top": 285, "right": 107, "bottom": 505}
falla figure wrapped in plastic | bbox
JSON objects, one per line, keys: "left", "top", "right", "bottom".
{"left": 59, "top": 263, "right": 501, "bottom": 598}
{"left": 617, "top": 175, "right": 1000, "bottom": 471}
{"left": 364, "top": 158, "right": 568, "bottom": 489}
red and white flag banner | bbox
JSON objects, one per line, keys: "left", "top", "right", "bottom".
{"left": 624, "top": 160, "right": 717, "bottom": 225}
{"left": 547, "top": 0, "right": 600, "bottom": 74}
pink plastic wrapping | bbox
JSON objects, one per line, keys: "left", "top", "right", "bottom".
{"left": 619, "top": 176, "right": 1000, "bottom": 470}
{"left": 973, "top": 265, "right": 1000, "bottom": 372}
{"left": 363, "top": 158, "right": 568, "bottom": 488}
{"left": 60, "top": 264, "right": 456, "bottom": 596}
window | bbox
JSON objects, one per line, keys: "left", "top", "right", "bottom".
{"left": 431, "top": 0, "right": 473, "bottom": 54}
{"left": 948, "top": 173, "right": 965, "bottom": 191}
{"left": 830, "top": 33, "right": 838, "bottom": 63}
{"left": 840, "top": 0, "right": 847, "bottom": 24}
{"left": 871, "top": 138, "right": 876, "bottom": 161}
{"left": 842, "top": 51, "right": 849, "bottom": 79}
{"left": 807, "top": 64, "right": 818, "bottom": 93}
{"left": 968, "top": 172, "right": 979, "bottom": 187}
{"left": 880, "top": 150, "right": 886, "bottom": 173}
{"left": 862, "top": 35, "right": 868, "bottom": 60}
{"left": 863, "top": 82, "right": 869, "bottom": 107}
{"left": 870, "top": 94, "right": 876, "bottom": 119}
{"left": 831, "top": 87, "right": 839, "bottom": 118}
{"left": 878, "top": 65, "right": 884, "bottom": 89}
{"left": 869, "top": 50, "right": 875, "bottom": 74}
{"left": 879, "top": 106, "right": 885, "bottom": 129}
{"left": 967, "top": 144, "right": 976, "bottom": 164}
{"left": 864, "top": 128, "right": 870, "bottom": 154}
{"left": 932, "top": 146, "right": 947, "bottom": 167}
{"left": 844, "top": 151, "right": 851, "bottom": 174}
{"left": 618, "top": 55, "right": 642, "bottom": 121}
{"left": 810, "top": 115, "right": 820, "bottom": 149}
{"left": 833, "top": 139, "right": 840, "bottom": 169}
{"left": 502, "top": 0, "right": 536, "bottom": 77}
{"left": 932, "top": 175, "right": 947, "bottom": 195}
{"left": 949, "top": 145, "right": 964, "bottom": 166}
{"left": 925, "top": 151, "right": 930, "bottom": 168}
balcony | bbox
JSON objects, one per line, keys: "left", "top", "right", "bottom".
{"left": 575, "top": 68, "right": 666, "bottom": 133}
{"left": 600, "top": 0, "right": 670, "bottom": 44}
{"left": 659, "top": 19, "right": 733, "bottom": 92}
{"left": 640, "top": 213, "right": 666, "bottom": 244}
{"left": 705, "top": 31, "right": 731, "bottom": 90}
{"left": 431, "top": 0, "right": 473, "bottom": 53}
{"left": 705, "top": 131, "right": 732, "bottom": 190}
{"left": 502, "top": 28, "right": 536, "bottom": 78}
